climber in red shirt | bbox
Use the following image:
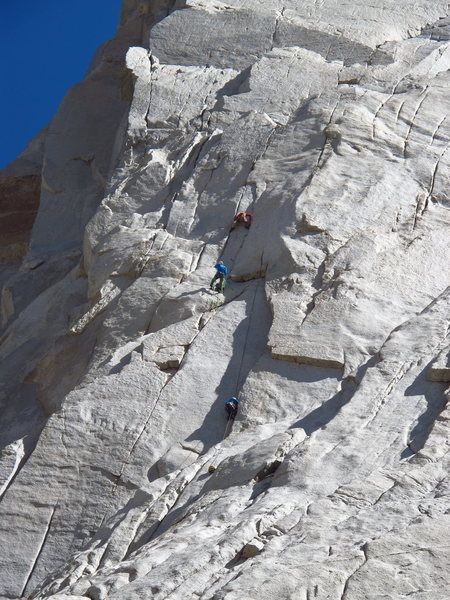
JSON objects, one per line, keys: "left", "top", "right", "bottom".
{"left": 230, "top": 212, "right": 252, "bottom": 231}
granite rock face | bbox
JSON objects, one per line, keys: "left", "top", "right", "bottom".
{"left": 0, "top": 1, "right": 449, "bottom": 599}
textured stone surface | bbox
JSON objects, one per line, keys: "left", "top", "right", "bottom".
{"left": 0, "top": 175, "right": 40, "bottom": 261}
{"left": 428, "top": 346, "right": 450, "bottom": 382}
{"left": 0, "top": 1, "right": 449, "bottom": 599}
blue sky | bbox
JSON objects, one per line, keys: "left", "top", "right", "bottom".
{"left": 0, "top": 0, "right": 123, "bottom": 169}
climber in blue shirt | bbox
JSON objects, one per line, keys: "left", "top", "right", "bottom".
{"left": 210, "top": 261, "right": 228, "bottom": 292}
{"left": 225, "top": 397, "right": 239, "bottom": 420}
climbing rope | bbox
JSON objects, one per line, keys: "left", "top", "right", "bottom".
{"left": 234, "top": 277, "right": 261, "bottom": 396}
{"left": 177, "top": 246, "right": 263, "bottom": 468}
{"left": 222, "top": 416, "right": 233, "bottom": 440}
{"left": 218, "top": 190, "right": 256, "bottom": 270}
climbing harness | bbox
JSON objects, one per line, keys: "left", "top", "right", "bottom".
{"left": 213, "top": 277, "right": 226, "bottom": 293}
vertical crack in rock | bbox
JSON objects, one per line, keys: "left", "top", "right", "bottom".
{"left": 425, "top": 143, "right": 449, "bottom": 204}
{"left": 270, "top": 7, "right": 286, "bottom": 51}
{"left": 403, "top": 86, "right": 429, "bottom": 157}
{"left": 21, "top": 505, "right": 58, "bottom": 597}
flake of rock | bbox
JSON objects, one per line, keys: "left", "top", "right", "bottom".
{"left": 151, "top": 345, "right": 186, "bottom": 370}
{"left": 0, "top": 439, "right": 24, "bottom": 498}
{"left": 241, "top": 537, "right": 265, "bottom": 558}
{"left": 428, "top": 347, "right": 450, "bottom": 382}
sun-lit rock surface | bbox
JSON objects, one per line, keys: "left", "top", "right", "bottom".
{"left": 0, "top": 1, "right": 449, "bottom": 599}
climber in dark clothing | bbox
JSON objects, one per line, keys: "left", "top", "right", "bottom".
{"left": 210, "top": 261, "right": 228, "bottom": 292}
{"left": 225, "top": 397, "right": 239, "bottom": 420}
{"left": 231, "top": 212, "right": 252, "bottom": 231}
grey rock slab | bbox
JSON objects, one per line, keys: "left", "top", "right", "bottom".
{"left": 0, "top": 358, "right": 168, "bottom": 597}
{"left": 0, "top": 266, "right": 87, "bottom": 408}
{"left": 1, "top": 252, "right": 80, "bottom": 330}
{"left": 28, "top": 422, "right": 302, "bottom": 598}
{"left": 237, "top": 352, "right": 342, "bottom": 429}
{"left": 278, "top": 0, "right": 450, "bottom": 48}
{"left": 141, "top": 280, "right": 272, "bottom": 477}
{"left": 149, "top": 1, "right": 449, "bottom": 69}
{"left": 149, "top": 6, "right": 278, "bottom": 70}
{"left": 0, "top": 281, "right": 269, "bottom": 596}
{"left": 263, "top": 73, "right": 450, "bottom": 375}
{"left": 1, "top": 1, "right": 450, "bottom": 599}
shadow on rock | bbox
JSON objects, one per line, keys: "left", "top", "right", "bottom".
{"left": 400, "top": 360, "right": 448, "bottom": 459}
